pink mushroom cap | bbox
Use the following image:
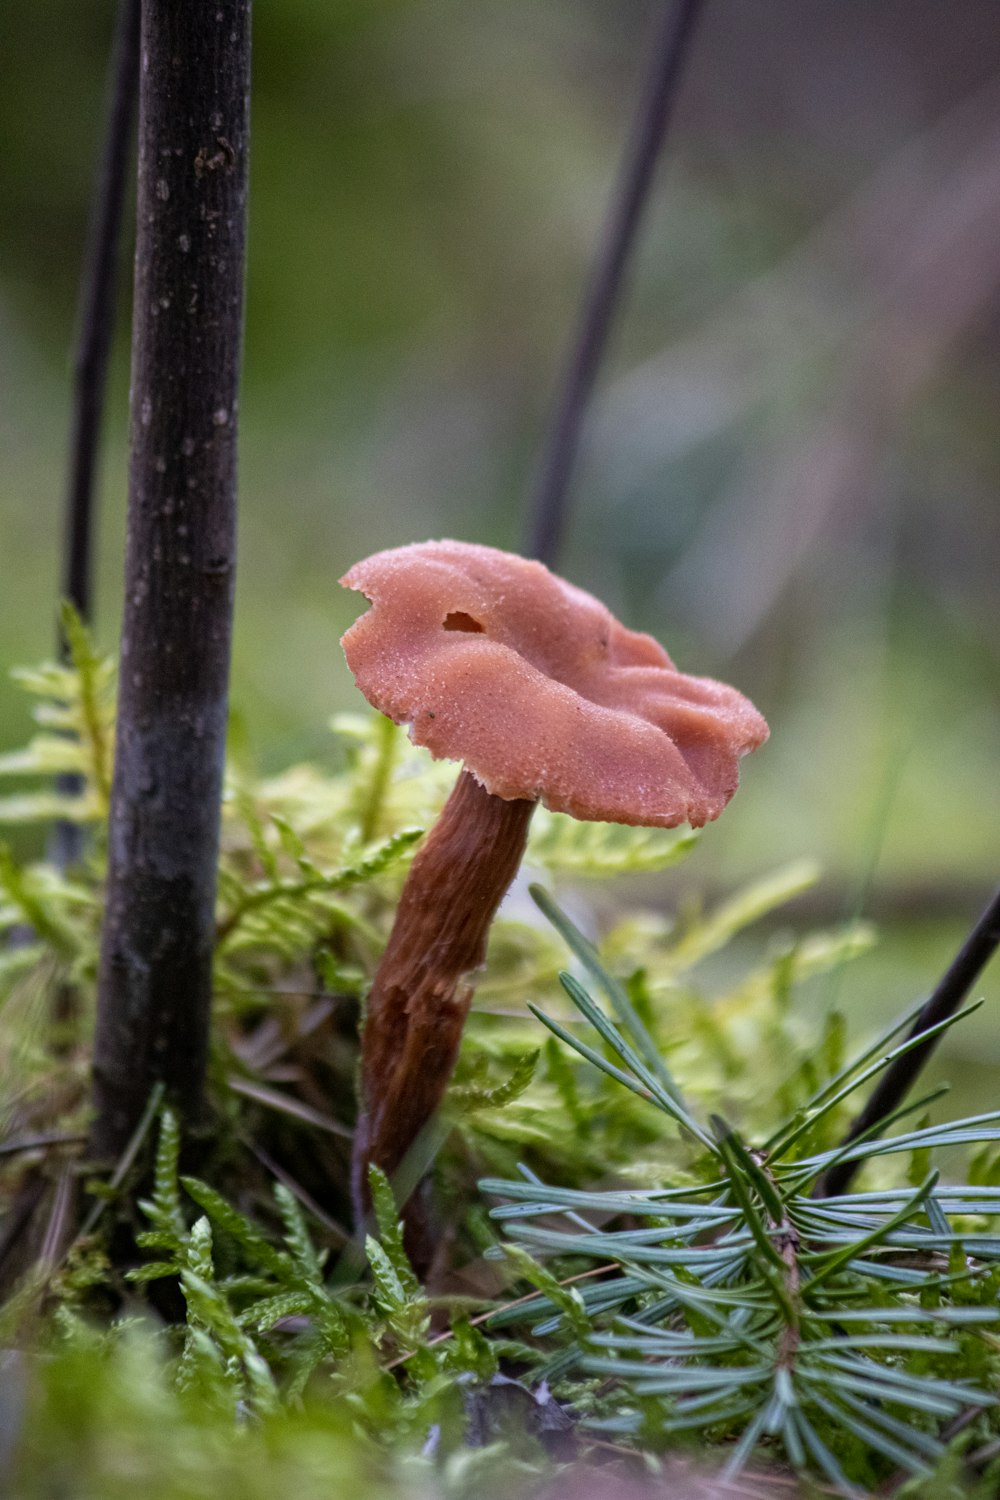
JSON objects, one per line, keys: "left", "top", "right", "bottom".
{"left": 340, "top": 540, "right": 768, "bottom": 829}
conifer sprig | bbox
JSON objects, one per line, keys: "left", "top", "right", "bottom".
{"left": 483, "top": 892, "right": 1000, "bottom": 1492}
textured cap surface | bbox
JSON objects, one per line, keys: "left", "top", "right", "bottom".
{"left": 340, "top": 540, "right": 768, "bottom": 828}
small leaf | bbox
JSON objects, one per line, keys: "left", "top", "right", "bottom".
{"left": 451, "top": 1049, "right": 539, "bottom": 1115}
{"left": 367, "top": 1165, "right": 421, "bottom": 1301}
{"left": 528, "top": 811, "right": 697, "bottom": 876}
{"left": 181, "top": 1177, "right": 295, "bottom": 1283}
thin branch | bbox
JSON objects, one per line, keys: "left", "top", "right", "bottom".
{"left": 884, "top": 1405, "right": 984, "bottom": 1495}
{"left": 754, "top": 1150, "right": 801, "bottom": 1368}
{"left": 37, "top": 1163, "right": 76, "bottom": 1270}
{"left": 0, "top": 1132, "right": 87, "bottom": 1160}
{"left": 0, "top": 1177, "right": 46, "bottom": 1289}
{"left": 60, "top": 0, "right": 140, "bottom": 631}
{"left": 51, "top": 0, "right": 140, "bottom": 874}
{"left": 523, "top": 0, "right": 705, "bottom": 567}
{"left": 241, "top": 1137, "right": 351, "bottom": 1247}
{"left": 822, "top": 885, "right": 1000, "bottom": 1197}
{"left": 228, "top": 1077, "right": 353, "bottom": 1141}
{"left": 774, "top": 1216, "right": 801, "bottom": 1370}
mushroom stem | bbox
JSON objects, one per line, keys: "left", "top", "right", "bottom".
{"left": 353, "top": 768, "right": 534, "bottom": 1222}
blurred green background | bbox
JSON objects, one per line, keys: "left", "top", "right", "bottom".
{"left": 1, "top": 1, "right": 998, "bottom": 1086}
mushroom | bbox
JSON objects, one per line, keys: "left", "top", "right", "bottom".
{"left": 340, "top": 540, "right": 768, "bottom": 1221}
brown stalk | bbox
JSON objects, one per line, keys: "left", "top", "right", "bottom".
{"left": 752, "top": 1152, "right": 802, "bottom": 1370}
{"left": 352, "top": 770, "right": 534, "bottom": 1220}
{"left": 775, "top": 1216, "right": 802, "bottom": 1370}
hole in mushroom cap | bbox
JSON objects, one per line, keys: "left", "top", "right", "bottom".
{"left": 443, "top": 611, "right": 485, "bottom": 633}
{"left": 341, "top": 540, "right": 769, "bottom": 827}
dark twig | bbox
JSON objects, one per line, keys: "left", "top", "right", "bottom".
{"left": 0, "top": 1178, "right": 46, "bottom": 1291}
{"left": 60, "top": 0, "right": 140, "bottom": 631}
{"left": 51, "top": 0, "right": 140, "bottom": 874}
{"left": 241, "top": 1138, "right": 351, "bottom": 1247}
{"left": 37, "top": 1164, "right": 76, "bottom": 1270}
{"left": 523, "top": 0, "right": 705, "bottom": 567}
{"left": 881, "top": 1404, "right": 985, "bottom": 1495}
{"left": 91, "top": 2, "right": 251, "bottom": 1157}
{"left": 822, "top": 885, "right": 1000, "bottom": 1197}
{"left": 0, "top": 1133, "right": 87, "bottom": 1160}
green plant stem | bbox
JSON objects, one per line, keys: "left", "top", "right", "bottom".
{"left": 214, "top": 827, "right": 420, "bottom": 947}
{"left": 360, "top": 713, "right": 397, "bottom": 844}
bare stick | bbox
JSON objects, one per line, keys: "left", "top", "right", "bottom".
{"left": 91, "top": 1, "right": 251, "bottom": 1158}
{"left": 524, "top": 0, "right": 705, "bottom": 567}
{"left": 822, "top": 885, "right": 1000, "bottom": 1197}
{"left": 50, "top": 0, "right": 140, "bottom": 875}
{"left": 61, "top": 0, "right": 140, "bottom": 630}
